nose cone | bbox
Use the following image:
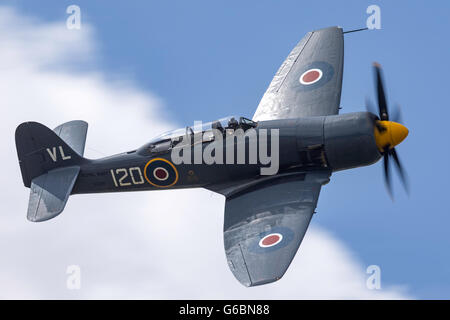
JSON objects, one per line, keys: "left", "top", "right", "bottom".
{"left": 374, "top": 121, "right": 409, "bottom": 151}
{"left": 389, "top": 121, "right": 409, "bottom": 146}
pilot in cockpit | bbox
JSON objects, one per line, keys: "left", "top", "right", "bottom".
{"left": 138, "top": 116, "right": 257, "bottom": 156}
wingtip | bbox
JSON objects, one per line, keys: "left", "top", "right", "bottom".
{"left": 244, "top": 277, "right": 283, "bottom": 287}
{"left": 311, "top": 26, "right": 343, "bottom": 33}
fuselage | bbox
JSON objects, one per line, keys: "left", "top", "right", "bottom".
{"left": 71, "top": 112, "right": 382, "bottom": 195}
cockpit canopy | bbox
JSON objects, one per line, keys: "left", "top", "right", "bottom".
{"left": 137, "top": 116, "right": 257, "bottom": 155}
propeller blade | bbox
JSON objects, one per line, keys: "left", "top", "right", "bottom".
{"left": 383, "top": 151, "right": 393, "bottom": 199}
{"left": 365, "top": 96, "right": 377, "bottom": 115}
{"left": 391, "top": 103, "right": 403, "bottom": 124}
{"left": 366, "top": 96, "right": 388, "bottom": 133}
{"left": 373, "top": 62, "right": 389, "bottom": 121}
{"left": 390, "top": 148, "right": 410, "bottom": 195}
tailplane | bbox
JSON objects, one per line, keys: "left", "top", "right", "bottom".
{"left": 15, "top": 121, "right": 88, "bottom": 221}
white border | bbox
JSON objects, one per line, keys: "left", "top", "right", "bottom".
{"left": 153, "top": 167, "right": 169, "bottom": 181}
{"left": 258, "top": 233, "right": 283, "bottom": 248}
{"left": 299, "top": 68, "right": 323, "bottom": 85}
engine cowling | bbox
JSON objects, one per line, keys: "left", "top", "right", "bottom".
{"left": 323, "top": 112, "right": 381, "bottom": 171}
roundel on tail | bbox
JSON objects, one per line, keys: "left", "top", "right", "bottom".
{"left": 144, "top": 158, "right": 178, "bottom": 187}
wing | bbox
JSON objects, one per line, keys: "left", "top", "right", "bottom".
{"left": 253, "top": 26, "right": 344, "bottom": 121}
{"left": 210, "top": 170, "right": 330, "bottom": 287}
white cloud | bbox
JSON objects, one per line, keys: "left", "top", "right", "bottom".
{"left": 0, "top": 7, "right": 409, "bottom": 299}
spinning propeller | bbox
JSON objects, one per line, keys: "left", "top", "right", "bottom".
{"left": 366, "top": 62, "right": 409, "bottom": 199}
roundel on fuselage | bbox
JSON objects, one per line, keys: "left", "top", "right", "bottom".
{"left": 144, "top": 158, "right": 178, "bottom": 188}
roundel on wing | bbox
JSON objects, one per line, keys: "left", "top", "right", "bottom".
{"left": 259, "top": 233, "right": 283, "bottom": 248}
{"left": 299, "top": 68, "right": 323, "bottom": 85}
{"left": 144, "top": 158, "right": 178, "bottom": 187}
{"left": 294, "top": 61, "right": 334, "bottom": 91}
{"left": 249, "top": 226, "right": 295, "bottom": 254}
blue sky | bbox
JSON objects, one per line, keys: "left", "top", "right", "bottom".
{"left": 5, "top": 0, "right": 450, "bottom": 298}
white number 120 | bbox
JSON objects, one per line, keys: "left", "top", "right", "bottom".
{"left": 110, "top": 167, "right": 145, "bottom": 187}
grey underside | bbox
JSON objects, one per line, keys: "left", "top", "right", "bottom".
{"left": 253, "top": 26, "right": 344, "bottom": 121}
{"left": 20, "top": 27, "right": 345, "bottom": 286}
{"left": 53, "top": 120, "right": 88, "bottom": 156}
{"left": 26, "top": 121, "right": 88, "bottom": 222}
{"left": 27, "top": 166, "right": 80, "bottom": 222}
{"left": 219, "top": 26, "right": 344, "bottom": 286}
{"left": 220, "top": 171, "right": 330, "bottom": 286}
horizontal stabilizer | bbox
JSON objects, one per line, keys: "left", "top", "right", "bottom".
{"left": 53, "top": 120, "right": 88, "bottom": 156}
{"left": 27, "top": 166, "right": 80, "bottom": 222}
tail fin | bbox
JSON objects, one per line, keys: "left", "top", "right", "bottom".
{"left": 15, "top": 121, "right": 88, "bottom": 221}
{"left": 15, "top": 121, "right": 87, "bottom": 187}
